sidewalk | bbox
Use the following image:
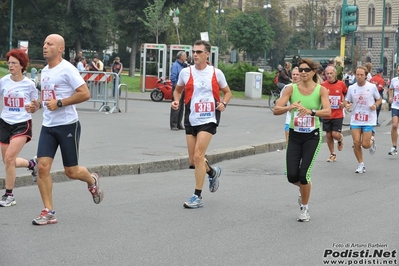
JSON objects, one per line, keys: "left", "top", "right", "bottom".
{"left": 0, "top": 91, "right": 392, "bottom": 189}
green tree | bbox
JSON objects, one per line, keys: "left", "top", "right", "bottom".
{"left": 243, "top": 0, "right": 294, "bottom": 69}
{"left": 287, "top": 1, "right": 325, "bottom": 51}
{"left": 139, "top": 0, "right": 171, "bottom": 44}
{"left": 227, "top": 11, "right": 274, "bottom": 62}
{"left": 171, "top": 0, "right": 210, "bottom": 46}
{"left": 114, "top": 0, "right": 185, "bottom": 76}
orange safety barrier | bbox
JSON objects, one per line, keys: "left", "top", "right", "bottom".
{"left": 81, "top": 72, "right": 112, "bottom": 83}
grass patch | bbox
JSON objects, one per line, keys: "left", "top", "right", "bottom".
{"left": 0, "top": 69, "right": 268, "bottom": 99}
{"left": 121, "top": 74, "right": 268, "bottom": 99}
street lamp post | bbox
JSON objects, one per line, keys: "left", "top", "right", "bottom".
{"left": 263, "top": 0, "right": 271, "bottom": 71}
{"left": 380, "top": 0, "right": 386, "bottom": 67}
{"left": 328, "top": 11, "right": 337, "bottom": 47}
{"left": 216, "top": 1, "right": 224, "bottom": 48}
{"left": 310, "top": 0, "right": 314, "bottom": 50}
{"left": 169, "top": 8, "right": 181, "bottom": 45}
{"left": 396, "top": 16, "right": 399, "bottom": 77}
{"left": 9, "top": 0, "right": 14, "bottom": 50}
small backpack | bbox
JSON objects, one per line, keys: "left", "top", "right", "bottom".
{"left": 273, "top": 71, "right": 280, "bottom": 85}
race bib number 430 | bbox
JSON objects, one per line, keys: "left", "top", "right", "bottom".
{"left": 354, "top": 113, "right": 369, "bottom": 122}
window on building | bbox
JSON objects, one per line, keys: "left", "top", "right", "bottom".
{"left": 366, "top": 57, "right": 371, "bottom": 63}
{"left": 368, "top": 6, "right": 375, "bottom": 26}
{"left": 367, "top": 38, "right": 373, "bottom": 48}
{"left": 320, "top": 7, "right": 327, "bottom": 26}
{"left": 289, "top": 8, "right": 296, "bottom": 27}
{"left": 383, "top": 57, "right": 388, "bottom": 75}
{"left": 335, "top": 8, "right": 341, "bottom": 25}
{"left": 385, "top": 6, "right": 392, "bottom": 25}
{"left": 385, "top": 37, "right": 389, "bottom": 48}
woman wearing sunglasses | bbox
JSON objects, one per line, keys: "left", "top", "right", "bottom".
{"left": 0, "top": 49, "right": 40, "bottom": 207}
{"left": 273, "top": 58, "right": 331, "bottom": 222}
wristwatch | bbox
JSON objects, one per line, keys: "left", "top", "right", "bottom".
{"left": 311, "top": 109, "right": 316, "bottom": 116}
{"left": 222, "top": 102, "right": 227, "bottom": 108}
{"left": 57, "top": 100, "right": 63, "bottom": 108}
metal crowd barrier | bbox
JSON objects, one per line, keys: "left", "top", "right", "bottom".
{"left": 80, "top": 71, "right": 121, "bottom": 113}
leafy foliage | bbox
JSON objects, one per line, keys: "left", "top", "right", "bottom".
{"left": 226, "top": 12, "right": 274, "bottom": 57}
{"left": 139, "top": 0, "right": 171, "bottom": 43}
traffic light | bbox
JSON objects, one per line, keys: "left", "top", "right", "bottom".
{"left": 341, "top": 5, "right": 358, "bottom": 35}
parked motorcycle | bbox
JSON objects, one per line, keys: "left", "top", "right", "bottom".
{"left": 150, "top": 76, "right": 172, "bottom": 102}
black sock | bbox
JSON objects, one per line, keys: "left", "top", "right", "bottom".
{"left": 205, "top": 160, "right": 215, "bottom": 177}
{"left": 194, "top": 189, "right": 202, "bottom": 198}
{"left": 28, "top": 159, "right": 35, "bottom": 169}
{"left": 5, "top": 189, "right": 13, "bottom": 195}
{"left": 207, "top": 169, "right": 215, "bottom": 177}
{"left": 189, "top": 165, "right": 195, "bottom": 169}
{"left": 394, "top": 146, "right": 397, "bottom": 149}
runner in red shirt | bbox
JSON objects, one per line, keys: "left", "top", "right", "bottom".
{"left": 370, "top": 68, "right": 385, "bottom": 126}
{"left": 322, "top": 65, "right": 348, "bottom": 162}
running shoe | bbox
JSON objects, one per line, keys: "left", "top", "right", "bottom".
{"left": 29, "top": 156, "right": 38, "bottom": 182}
{"left": 355, "top": 164, "right": 366, "bottom": 174}
{"left": 32, "top": 208, "right": 57, "bottom": 225}
{"left": 337, "top": 135, "right": 344, "bottom": 151}
{"left": 183, "top": 194, "right": 203, "bottom": 209}
{"left": 89, "top": 173, "right": 104, "bottom": 204}
{"left": 388, "top": 147, "right": 397, "bottom": 156}
{"left": 208, "top": 166, "right": 221, "bottom": 193}
{"left": 369, "top": 136, "right": 376, "bottom": 155}
{"left": 327, "top": 154, "right": 336, "bottom": 162}
{"left": 297, "top": 207, "right": 310, "bottom": 222}
{"left": 0, "top": 194, "right": 16, "bottom": 207}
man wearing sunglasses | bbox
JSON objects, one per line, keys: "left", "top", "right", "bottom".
{"left": 171, "top": 40, "right": 232, "bottom": 209}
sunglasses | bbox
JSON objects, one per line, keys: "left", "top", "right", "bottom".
{"left": 192, "top": 50, "right": 205, "bottom": 54}
{"left": 298, "top": 67, "right": 313, "bottom": 73}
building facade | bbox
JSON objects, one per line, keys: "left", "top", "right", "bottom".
{"left": 281, "top": 0, "right": 399, "bottom": 77}
{"left": 228, "top": 0, "right": 399, "bottom": 77}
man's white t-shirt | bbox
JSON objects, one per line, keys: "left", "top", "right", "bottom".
{"left": 177, "top": 65, "right": 227, "bottom": 126}
{"left": 345, "top": 81, "right": 380, "bottom": 126}
{"left": 389, "top": 77, "right": 399, "bottom": 110}
{"left": 40, "top": 59, "right": 86, "bottom": 127}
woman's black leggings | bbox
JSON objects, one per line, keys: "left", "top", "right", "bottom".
{"left": 286, "top": 128, "right": 322, "bottom": 185}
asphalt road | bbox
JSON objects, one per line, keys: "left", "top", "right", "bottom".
{"left": 0, "top": 94, "right": 398, "bottom": 266}
{"left": 1, "top": 129, "right": 398, "bottom": 266}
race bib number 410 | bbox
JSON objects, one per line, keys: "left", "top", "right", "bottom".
{"left": 4, "top": 96, "right": 23, "bottom": 107}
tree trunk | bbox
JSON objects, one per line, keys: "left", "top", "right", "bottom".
{"left": 74, "top": 38, "right": 82, "bottom": 55}
{"left": 129, "top": 30, "right": 138, "bottom": 77}
{"left": 65, "top": 47, "right": 70, "bottom": 61}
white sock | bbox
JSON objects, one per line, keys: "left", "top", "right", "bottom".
{"left": 301, "top": 204, "right": 308, "bottom": 210}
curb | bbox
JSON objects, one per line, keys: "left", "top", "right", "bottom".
{"left": 1, "top": 129, "right": 353, "bottom": 189}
